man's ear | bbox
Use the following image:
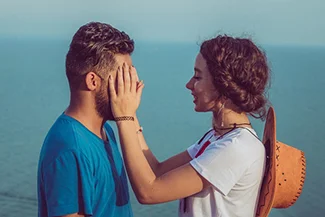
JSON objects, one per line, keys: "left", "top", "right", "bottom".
{"left": 85, "top": 72, "right": 100, "bottom": 91}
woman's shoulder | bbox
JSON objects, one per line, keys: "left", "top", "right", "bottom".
{"left": 211, "top": 127, "right": 265, "bottom": 158}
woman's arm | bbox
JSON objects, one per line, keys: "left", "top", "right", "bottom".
{"left": 116, "top": 120, "right": 210, "bottom": 204}
{"left": 134, "top": 115, "right": 192, "bottom": 177}
{"left": 108, "top": 64, "right": 210, "bottom": 204}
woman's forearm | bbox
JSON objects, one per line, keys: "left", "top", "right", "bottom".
{"left": 134, "top": 115, "right": 161, "bottom": 175}
{"left": 116, "top": 120, "right": 157, "bottom": 202}
{"left": 133, "top": 116, "right": 192, "bottom": 177}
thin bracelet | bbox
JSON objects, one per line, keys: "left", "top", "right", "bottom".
{"left": 136, "top": 126, "right": 143, "bottom": 134}
{"left": 115, "top": 116, "right": 135, "bottom": 122}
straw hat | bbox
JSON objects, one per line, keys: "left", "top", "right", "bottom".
{"left": 256, "top": 107, "right": 306, "bottom": 217}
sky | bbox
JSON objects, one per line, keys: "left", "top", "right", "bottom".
{"left": 1, "top": 0, "right": 324, "bottom": 46}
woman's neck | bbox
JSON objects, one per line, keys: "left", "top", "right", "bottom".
{"left": 212, "top": 108, "right": 251, "bottom": 135}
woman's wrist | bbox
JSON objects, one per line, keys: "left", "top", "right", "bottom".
{"left": 113, "top": 114, "right": 143, "bottom": 136}
{"left": 114, "top": 116, "right": 135, "bottom": 122}
{"left": 134, "top": 115, "right": 143, "bottom": 134}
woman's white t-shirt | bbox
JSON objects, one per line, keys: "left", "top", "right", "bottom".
{"left": 179, "top": 128, "right": 265, "bottom": 217}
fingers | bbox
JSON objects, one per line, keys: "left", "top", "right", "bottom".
{"left": 136, "top": 81, "right": 145, "bottom": 99}
{"left": 130, "top": 66, "right": 137, "bottom": 93}
{"left": 135, "top": 68, "right": 140, "bottom": 82}
{"left": 117, "top": 66, "right": 124, "bottom": 95}
{"left": 123, "top": 63, "right": 131, "bottom": 93}
{"left": 136, "top": 80, "right": 144, "bottom": 91}
{"left": 130, "top": 65, "right": 142, "bottom": 91}
{"left": 115, "top": 63, "right": 142, "bottom": 95}
{"left": 108, "top": 75, "right": 117, "bottom": 99}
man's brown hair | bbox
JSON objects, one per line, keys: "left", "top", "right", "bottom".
{"left": 66, "top": 22, "right": 134, "bottom": 89}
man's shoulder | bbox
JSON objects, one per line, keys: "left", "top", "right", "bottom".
{"left": 44, "top": 114, "right": 80, "bottom": 146}
{"left": 40, "top": 114, "right": 88, "bottom": 164}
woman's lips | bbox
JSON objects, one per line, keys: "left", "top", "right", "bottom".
{"left": 192, "top": 94, "right": 197, "bottom": 103}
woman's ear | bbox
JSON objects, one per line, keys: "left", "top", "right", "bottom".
{"left": 215, "top": 94, "right": 224, "bottom": 104}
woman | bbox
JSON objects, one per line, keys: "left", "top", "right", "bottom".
{"left": 108, "top": 35, "right": 270, "bottom": 217}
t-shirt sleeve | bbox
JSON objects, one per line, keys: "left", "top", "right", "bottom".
{"left": 187, "top": 128, "right": 214, "bottom": 159}
{"left": 190, "top": 136, "right": 250, "bottom": 196}
{"left": 41, "top": 150, "right": 94, "bottom": 217}
{"left": 187, "top": 143, "right": 199, "bottom": 159}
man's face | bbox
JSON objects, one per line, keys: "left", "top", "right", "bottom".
{"left": 95, "top": 54, "right": 133, "bottom": 121}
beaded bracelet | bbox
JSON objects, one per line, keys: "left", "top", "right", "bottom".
{"left": 115, "top": 116, "right": 135, "bottom": 122}
{"left": 136, "top": 126, "right": 143, "bottom": 134}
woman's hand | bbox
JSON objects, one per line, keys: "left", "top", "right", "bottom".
{"left": 108, "top": 63, "right": 144, "bottom": 119}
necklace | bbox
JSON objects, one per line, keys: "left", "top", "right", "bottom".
{"left": 195, "top": 127, "right": 238, "bottom": 158}
{"left": 213, "top": 122, "right": 251, "bottom": 132}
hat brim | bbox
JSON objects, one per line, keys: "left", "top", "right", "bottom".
{"left": 256, "top": 107, "right": 277, "bottom": 217}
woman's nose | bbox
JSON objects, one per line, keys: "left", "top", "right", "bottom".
{"left": 186, "top": 78, "right": 193, "bottom": 90}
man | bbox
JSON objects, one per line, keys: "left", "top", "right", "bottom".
{"left": 37, "top": 22, "right": 134, "bottom": 217}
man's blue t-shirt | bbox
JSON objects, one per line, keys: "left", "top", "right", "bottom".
{"left": 37, "top": 114, "right": 133, "bottom": 217}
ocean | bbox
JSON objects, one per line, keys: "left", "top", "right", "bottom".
{"left": 0, "top": 38, "right": 324, "bottom": 217}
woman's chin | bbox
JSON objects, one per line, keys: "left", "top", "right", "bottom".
{"left": 194, "top": 105, "right": 212, "bottom": 113}
{"left": 194, "top": 106, "right": 204, "bottom": 112}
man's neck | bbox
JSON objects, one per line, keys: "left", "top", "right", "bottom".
{"left": 65, "top": 103, "right": 106, "bottom": 141}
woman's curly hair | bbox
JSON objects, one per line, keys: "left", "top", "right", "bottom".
{"left": 200, "top": 35, "right": 270, "bottom": 120}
